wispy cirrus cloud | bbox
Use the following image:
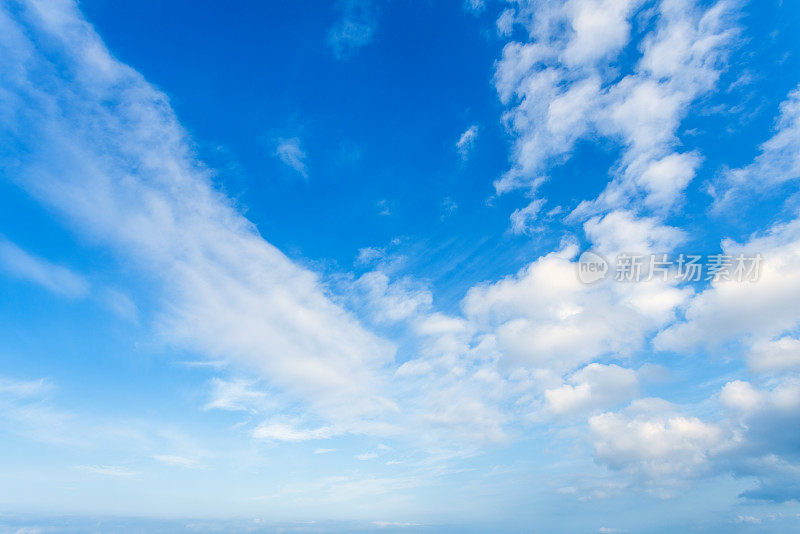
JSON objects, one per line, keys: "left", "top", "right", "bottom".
{"left": 275, "top": 137, "right": 309, "bottom": 179}
{"left": 152, "top": 455, "right": 203, "bottom": 468}
{"left": 5, "top": 0, "right": 800, "bottom": 519}
{"left": 456, "top": 125, "right": 479, "bottom": 160}
{"left": 252, "top": 420, "right": 341, "bottom": 442}
{"left": 74, "top": 465, "right": 138, "bottom": 477}
{"left": 0, "top": 0, "right": 395, "bottom": 438}
{"left": 711, "top": 85, "right": 800, "bottom": 210}
{"left": 327, "top": 0, "right": 377, "bottom": 60}
{"left": 0, "top": 237, "right": 89, "bottom": 298}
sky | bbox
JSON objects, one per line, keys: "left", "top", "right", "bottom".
{"left": 1, "top": 0, "right": 800, "bottom": 532}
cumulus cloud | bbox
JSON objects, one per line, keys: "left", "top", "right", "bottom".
{"left": 721, "top": 379, "right": 800, "bottom": 458}
{"left": 653, "top": 87, "right": 800, "bottom": 362}
{"left": 583, "top": 376, "right": 800, "bottom": 500}
{"left": 1, "top": 0, "right": 541, "bottom": 452}
{"left": 719, "top": 378, "right": 800, "bottom": 502}
{"left": 655, "top": 216, "right": 800, "bottom": 353}
{"left": 747, "top": 337, "right": 800, "bottom": 374}
{"left": 5, "top": 3, "right": 794, "bottom": 509}
{"left": 463, "top": 243, "right": 689, "bottom": 373}
{"left": 544, "top": 363, "right": 638, "bottom": 416}
{"left": 494, "top": 0, "right": 738, "bottom": 212}
{"left": 589, "top": 398, "right": 730, "bottom": 480}
{"left": 583, "top": 210, "right": 686, "bottom": 257}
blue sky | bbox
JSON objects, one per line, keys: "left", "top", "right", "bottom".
{"left": 2, "top": 0, "right": 800, "bottom": 532}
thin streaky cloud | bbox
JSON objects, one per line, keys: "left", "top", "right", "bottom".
{"left": 275, "top": 137, "right": 309, "bottom": 179}
{"left": 327, "top": 0, "right": 377, "bottom": 60}
{"left": 0, "top": 238, "right": 89, "bottom": 298}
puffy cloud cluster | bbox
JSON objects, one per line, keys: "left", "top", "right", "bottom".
{"left": 544, "top": 363, "right": 638, "bottom": 416}
{"left": 495, "top": 0, "right": 738, "bottom": 219}
{"left": 589, "top": 398, "right": 730, "bottom": 480}
{"left": 5, "top": 0, "right": 800, "bottom": 514}
{"left": 463, "top": 227, "right": 688, "bottom": 376}
{"left": 589, "top": 85, "right": 800, "bottom": 499}
{"left": 720, "top": 378, "right": 800, "bottom": 502}
{"left": 655, "top": 213, "right": 800, "bottom": 354}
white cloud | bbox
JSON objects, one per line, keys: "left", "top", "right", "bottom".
{"left": 712, "top": 85, "right": 800, "bottom": 210}
{"left": 463, "top": 0, "right": 485, "bottom": 14}
{"left": 421, "top": 387, "right": 509, "bottom": 444}
{"left": 0, "top": 376, "right": 51, "bottom": 398}
{"left": 456, "top": 125, "right": 479, "bottom": 160}
{"left": 655, "top": 216, "right": 800, "bottom": 353}
{"left": 100, "top": 287, "right": 139, "bottom": 322}
{"left": 275, "top": 137, "right": 308, "bottom": 179}
{"left": 636, "top": 152, "right": 701, "bottom": 210}
{"left": 0, "top": 0, "right": 396, "bottom": 436}
{"left": 494, "top": 0, "right": 738, "bottom": 211}
{"left": 583, "top": 210, "right": 686, "bottom": 257}
{"left": 562, "top": 0, "right": 643, "bottom": 66}
{"left": 74, "top": 465, "right": 138, "bottom": 477}
{"left": 252, "top": 421, "right": 340, "bottom": 442}
{"left": 721, "top": 379, "right": 800, "bottom": 419}
{"left": 584, "top": 377, "right": 800, "bottom": 500}
{"left": 327, "top": 0, "right": 377, "bottom": 60}
{"left": 747, "top": 337, "right": 800, "bottom": 374}
{"left": 349, "top": 271, "right": 433, "bottom": 325}
{"left": 462, "top": 244, "right": 689, "bottom": 373}
{"left": 377, "top": 198, "right": 393, "bottom": 216}
{"left": 509, "top": 198, "right": 545, "bottom": 235}
{"left": 441, "top": 197, "right": 458, "bottom": 218}
{"left": 152, "top": 455, "right": 202, "bottom": 468}
{"left": 719, "top": 378, "right": 800, "bottom": 502}
{"left": 2, "top": 0, "right": 525, "bottom": 452}
{"left": 653, "top": 87, "right": 800, "bottom": 359}
{"left": 204, "top": 378, "right": 270, "bottom": 412}
{"left": 0, "top": 237, "right": 89, "bottom": 298}
{"left": 0, "top": 373, "right": 207, "bottom": 463}
{"left": 544, "top": 363, "right": 638, "bottom": 416}
{"left": 7, "top": 4, "right": 793, "bottom": 498}
{"left": 356, "top": 246, "right": 386, "bottom": 265}
{"left": 496, "top": 9, "right": 515, "bottom": 37}
{"left": 589, "top": 398, "right": 730, "bottom": 479}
